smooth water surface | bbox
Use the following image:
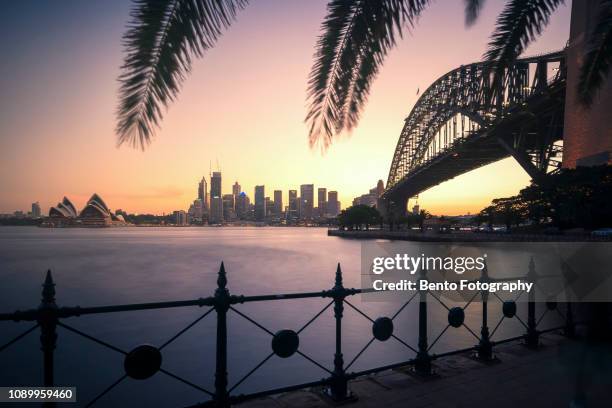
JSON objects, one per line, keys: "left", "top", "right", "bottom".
{"left": 0, "top": 227, "right": 554, "bottom": 407}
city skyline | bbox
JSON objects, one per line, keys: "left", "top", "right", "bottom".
{"left": 183, "top": 171, "right": 343, "bottom": 223}
{"left": 0, "top": 1, "right": 571, "bottom": 215}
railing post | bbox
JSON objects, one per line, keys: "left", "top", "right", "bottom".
{"left": 415, "top": 268, "right": 431, "bottom": 375}
{"left": 477, "top": 264, "right": 493, "bottom": 360}
{"left": 328, "top": 263, "right": 349, "bottom": 401}
{"left": 525, "top": 257, "right": 539, "bottom": 348}
{"left": 564, "top": 302, "right": 576, "bottom": 338}
{"left": 39, "top": 270, "right": 57, "bottom": 408}
{"left": 214, "top": 262, "right": 230, "bottom": 408}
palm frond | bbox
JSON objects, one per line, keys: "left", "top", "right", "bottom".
{"left": 116, "top": 0, "right": 247, "bottom": 149}
{"left": 464, "top": 0, "right": 485, "bottom": 27}
{"left": 306, "top": 0, "right": 429, "bottom": 150}
{"left": 578, "top": 0, "right": 612, "bottom": 106}
{"left": 484, "top": 0, "right": 563, "bottom": 99}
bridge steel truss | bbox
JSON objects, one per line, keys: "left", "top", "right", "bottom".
{"left": 385, "top": 51, "right": 566, "bottom": 205}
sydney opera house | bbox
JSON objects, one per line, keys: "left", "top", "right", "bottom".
{"left": 43, "top": 194, "right": 127, "bottom": 227}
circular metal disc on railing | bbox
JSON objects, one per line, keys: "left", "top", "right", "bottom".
{"left": 271, "top": 329, "right": 299, "bottom": 358}
{"left": 448, "top": 307, "right": 465, "bottom": 328}
{"left": 124, "top": 344, "right": 162, "bottom": 380}
{"left": 372, "top": 317, "right": 394, "bottom": 341}
{"left": 546, "top": 300, "right": 557, "bottom": 310}
{"left": 503, "top": 301, "right": 517, "bottom": 318}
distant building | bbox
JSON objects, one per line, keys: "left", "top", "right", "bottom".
{"left": 273, "top": 190, "right": 283, "bottom": 216}
{"left": 173, "top": 210, "right": 188, "bottom": 226}
{"left": 209, "top": 196, "right": 223, "bottom": 224}
{"left": 45, "top": 194, "right": 126, "bottom": 227}
{"left": 353, "top": 180, "right": 385, "bottom": 208}
{"left": 210, "top": 172, "right": 222, "bottom": 199}
{"left": 79, "top": 194, "right": 113, "bottom": 227}
{"left": 209, "top": 172, "right": 223, "bottom": 224}
{"left": 375, "top": 180, "right": 384, "bottom": 197}
{"left": 317, "top": 188, "right": 327, "bottom": 217}
{"left": 327, "top": 191, "right": 340, "bottom": 217}
{"left": 299, "top": 184, "right": 314, "bottom": 219}
{"left": 49, "top": 197, "right": 78, "bottom": 219}
{"left": 222, "top": 194, "right": 236, "bottom": 221}
{"left": 235, "top": 192, "right": 250, "bottom": 219}
{"left": 198, "top": 177, "right": 208, "bottom": 211}
{"left": 232, "top": 182, "right": 241, "bottom": 197}
{"left": 31, "top": 202, "right": 41, "bottom": 218}
{"left": 188, "top": 199, "right": 204, "bottom": 222}
{"left": 254, "top": 185, "right": 266, "bottom": 221}
{"left": 265, "top": 197, "right": 272, "bottom": 217}
{"left": 353, "top": 195, "right": 377, "bottom": 207}
{"left": 288, "top": 190, "right": 298, "bottom": 220}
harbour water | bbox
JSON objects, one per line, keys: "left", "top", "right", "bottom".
{"left": 0, "top": 227, "right": 557, "bottom": 407}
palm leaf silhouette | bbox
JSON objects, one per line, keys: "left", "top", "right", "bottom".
{"left": 116, "top": 0, "right": 611, "bottom": 150}
{"left": 116, "top": 0, "right": 247, "bottom": 149}
{"left": 464, "top": 0, "right": 486, "bottom": 27}
{"left": 483, "top": 0, "right": 564, "bottom": 100}
{"left": 305, "top": 0, "right": 429, "bottom": 150}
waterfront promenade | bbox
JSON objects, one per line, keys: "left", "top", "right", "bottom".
{"left": 241, "top": 332, "right": 609, "bottom": 407}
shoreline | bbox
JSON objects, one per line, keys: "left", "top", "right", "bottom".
{"left": 328, "top": 229, "right": 612, "bottom": 242}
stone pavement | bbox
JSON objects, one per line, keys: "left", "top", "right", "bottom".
{"left": 240, "top": 332, "right": 612, "bottom": 408}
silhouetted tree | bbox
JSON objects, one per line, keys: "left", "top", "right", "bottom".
{"left": 482, "top": 165, "right": 612, "bottom": 230}
{"left": 338, "top": 205, "right": 381, "bottom": 230}
{"left": 418, "top": 209, "right": 431, "bottom": 231}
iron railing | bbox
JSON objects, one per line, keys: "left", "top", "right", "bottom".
{"left": 0, "top": 261, "right": 575, "bottom": 407}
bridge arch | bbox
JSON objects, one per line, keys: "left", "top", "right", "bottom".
{"left": 385, "top": 51, "right": 565, "bottom": 203}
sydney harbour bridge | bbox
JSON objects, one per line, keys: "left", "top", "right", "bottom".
{"left": 381, "top": 50, "right": 566, "bottom": 216}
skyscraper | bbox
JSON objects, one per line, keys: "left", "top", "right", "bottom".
{"left": 265, "top": 197, "right": 272, "bottom": 217}
{"left": 235, "top": 192, "right": 250, "bottom": 219}
{"left": 222, "top": 194, "right": 236, "bottom": 221}
{"left": 255, "top": 185, "right": 266, "bottom": 221}
{"left": 317, "top": 188, "right": 327, "bottom": 217}
{"left": 198, "top": 177, "right": 208, "bottom": 210}
{"left": 232, "top": 182, "right": 241, "bottom": 197}
{"left": 209, "top": 196, "right": 223, "bottom": 224}
{"left": 273, "top": 190, "right": 282, "bottom": 216}
{"left": 327, "top": 191, "right": 340, "bottom": 217}
{"left": 288, "top": 190, "right": 298, "bottom": 220}
{"left": 31, "top": 202, "right": 41, "bottom": 218}
{"left": 210, "top": 172, "right": 222, "bottom": 200}
{"left": 299, "top": 184, "right": 314, "bottom": 220}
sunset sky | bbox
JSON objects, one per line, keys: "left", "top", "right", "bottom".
{"left": 0, "top": 0, "right": 572, "bottom": 216}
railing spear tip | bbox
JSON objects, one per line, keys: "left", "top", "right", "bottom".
{"left": 334, "top": 263, "right": 343, "bottom": 288}
{"left": 217, "top": 262, "right": 227, "bottom": 290}
{"left": 41, "top": 269, "right": 56, "bottom": 305}
{"left": 44, "top": 269, "right": 54, "bottom": 285}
